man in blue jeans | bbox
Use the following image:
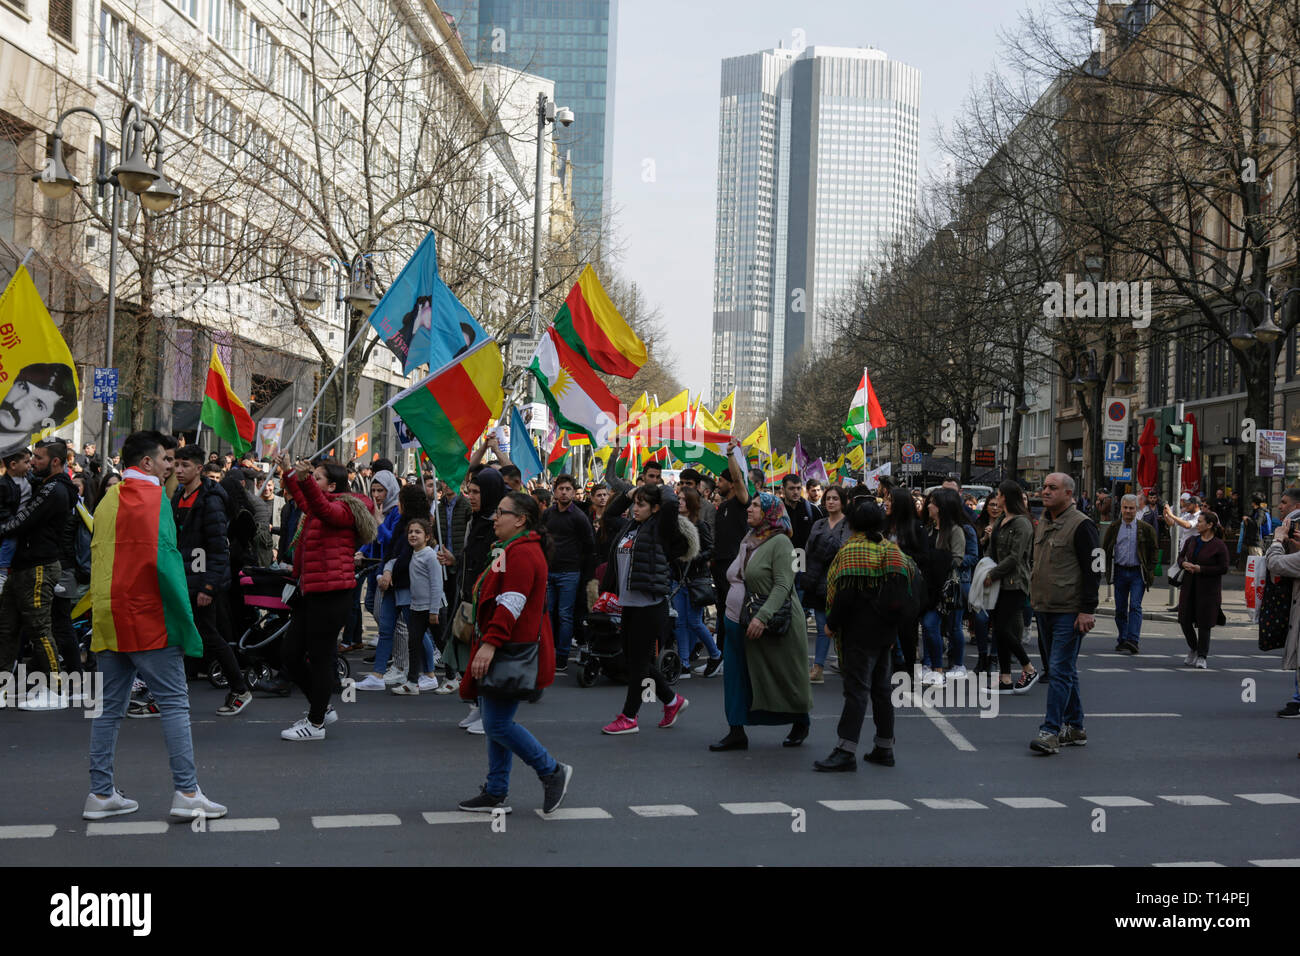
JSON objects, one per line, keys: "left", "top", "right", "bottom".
{"left": 1028, "top": 472, "right": 1100, "bottom": 755}
{"left": 1102, "top": 494, "right": 1157, "bottom": 654}
{"left": 542, "top": 474, "right": 593, "bottom": 673}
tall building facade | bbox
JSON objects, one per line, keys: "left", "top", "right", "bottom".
{"left": 446, "top": 0, "right": 617, "bottom": 227}
{"left": 712, "top": 45, "right": 920, "bottom": 418}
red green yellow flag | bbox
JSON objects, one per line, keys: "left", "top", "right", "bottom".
{"left": 392, "top": 341, "right": 504, "bottom": 488}
{"left": 552, "top": 265, "right": 647, "bottom": 378}
{"left": 201, "top": 346, "right": 254, "bottom": 456}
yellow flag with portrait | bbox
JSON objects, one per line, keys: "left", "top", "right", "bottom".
{"left": 0, "top": 266, "right": 79, "bottom": 456}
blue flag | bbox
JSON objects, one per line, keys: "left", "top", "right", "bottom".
{"left": 367, "top": 232, "right": 489, "bottom": 375}
{"left": 510, "top": 405, "right": 545, "bottom": 487}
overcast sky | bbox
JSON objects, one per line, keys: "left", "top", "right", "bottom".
{"left": 607, "top": 0, "right": 1041, "bottom": 404}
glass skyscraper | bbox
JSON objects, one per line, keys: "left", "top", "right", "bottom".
{"left": 712, "top": 45, "right": 920, "bottom": 417}
{"left": 445, "top": 0, "right": 617, "bottom": 226}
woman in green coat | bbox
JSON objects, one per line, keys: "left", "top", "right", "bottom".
{"left": 709, "top": 492, "right": 815, "bottom": 751}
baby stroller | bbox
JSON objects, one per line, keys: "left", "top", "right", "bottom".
{"left": 573, "top": 593, "right": 680, "bottom": 688}
{"left": 214, "top": 566, "right": 352, "bottom": 691}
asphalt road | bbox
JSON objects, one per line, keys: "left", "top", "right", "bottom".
{"left": 2, "top": 618, "right": 1297, "bottom": 867}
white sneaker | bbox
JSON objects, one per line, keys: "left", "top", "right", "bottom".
{"left": 1194, "top": 657, "right": 1208, "bottom": 669}
{"left": 390, "top": 681, "right": 419, "bottom": 695}
{"left": 304, "top": 707, "right": 338, "bottom": 725}
{"left": 18, "top": 687, "right": 69, "bottom": 710}
{"left": 353, "top": 674, "right": 387, "bottom": 691}
{"left": 433, "top": 677, "right": 460, "bottom": 695}
{"left": 168, "top": 786, "right": 228, "bottom": 822}
{"left": 921, "top": 665, "right": 933, "bottom": 682}
{"left": 923, "top": 671, "right": 945, "bottom": 686}
{"left": 458, "top": 705, "right": 481, "bottom": 729}
{"left": 83, "top": 790, "right": 139, "bottom": 820}
{"left": 465, "top": 718, "right": 485, "bottom": 735}
{"left": 949, "top": 665, "right": 968, "bottom": 680}
{"left": 281, "top": 716, "right": 326, "bottom": 741}
{"left": 676, "top": 670, "right": 691, "bottom": 680}
{"left": 1184, "top": 651, "right": 1197, "bottom": 666}
{"left": 418, "top": 675, "right": 440, "bottom": 692}
{"left": 382, "top": 666, "right": 406, "bottom": 686}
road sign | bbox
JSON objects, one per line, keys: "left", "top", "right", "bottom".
{"left": 508, "top": 334, "right": 539, "bottom": 367}
{"left": 93, "top": 368, "right": 119, "bottom": 404}
{"left": 1103, "top": 397, "right": 1129, "bottom": 441}
{"left": 1104, "top": 462, "right": 1132, "bottom": 479}
{"left": 973, "top": 449, "right": 995, "bottom": 467}
{"left": 901, "top": 443, "right": 920, "bottom": 463}
{"left": 105, "top": 404, "right": 114, "bottom": 422}
{"left": 900, "top": 463, "right": 921, "bottom": 474}
{"left": 1104, "top": 440, "right": 1125, "bottom": 463}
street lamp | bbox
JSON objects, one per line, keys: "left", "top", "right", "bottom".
{"left": 1232, "top": 287, "right": 1292, "bottom": 348}
{"left": 33, "top": 102, "right": 177, "bottom": 449}
{"left": 525, "top": 93, "right": 574, "bottom": 399}
{"left": 303, "top": 253, "right": 378, "bottom": 455}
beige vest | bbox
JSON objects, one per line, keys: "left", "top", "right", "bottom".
{"left": 1030, "top": 503, "right": 1090, "bottom": 612}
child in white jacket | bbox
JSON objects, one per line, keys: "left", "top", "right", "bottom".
{"left": 391, "top": 519, "right": 444, "bottom": 695}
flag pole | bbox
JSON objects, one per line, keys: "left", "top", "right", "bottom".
{"left": 862, "top": 367, "right": 869, "bottom": 487}
{"left": 283, "top": 321, "right": 373, "bottom": 455}
{"left": 306, "top": 402, "right": 387, "bottom": 460}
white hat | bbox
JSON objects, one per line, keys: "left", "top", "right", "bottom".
{"left": 1179, "top": 492, "right": 1191, "bottom": 500}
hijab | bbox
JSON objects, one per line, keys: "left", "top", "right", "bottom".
{"left": 370, "top": 469, "right": 400, "bottom": 515}
{"left": 460, "top": 468, "right": 505, "bottom": 599}
{"left": 743, "top": 492, "right": 792, "bottom": 554}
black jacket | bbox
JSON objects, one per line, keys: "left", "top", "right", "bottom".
{"left": 0, "top": 474, "right": 24, "bottom": 525}
{"left": 601, "top": 487, "right": 685, "bottom": 598}
{"left": 173, "top": 477, "right": 231, "bottom": 596}
{"left": 543, "top": 501, "right": 595, "bottom": 576}
{"left": 0, "top": 471, "right": 75, "bottom": 570}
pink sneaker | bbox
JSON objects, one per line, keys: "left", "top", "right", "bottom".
{"left": 658, "top": 695, "right": 689, "bottom": 728}
{"left": 602, "top": 714, "right": 639, "bottom": 735}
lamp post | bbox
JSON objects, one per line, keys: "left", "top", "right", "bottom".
{"left": 526, "top": 93, "right": 573, "bottom": 402}
{"left": 34, "top": 102, "right": 178, "bottom": 448}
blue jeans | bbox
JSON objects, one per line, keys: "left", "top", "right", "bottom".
{"left": 372, "top": 589, "right": 398, "bottom": 673}
{"left": 90, "top": 645, "right": 198, "bottom": 796}
{"left": 546, "top": 571, "right": 581, "bottom": 662}
{"left": 1037, "top": 612, "right": 1084, "bottom": 735}
{"left": 921, "top": 608, "right": 945, "bottom": 668}
{"left": 813, "top": 609, "right": 830, "bottom": 666}
{"left": 1113, "top": 567, "right": 1145, "bottom": 647}
{"left": 479, "top": 695, "right": 557, "bottom": 797}
{"left": 672, "top": 586, "right": 719, "bottom": 663}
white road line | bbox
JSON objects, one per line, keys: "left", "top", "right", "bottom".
{"left": 1095, "top": 653, "right": 1127, "bottom": 657}
{"left": 1088, "top": 668, "right": 1128, "bottom": 673}
{"left": 534, "top": 808, "right": 612, "bottom": 820}
{"left": 1153, "top": 861, "right": 1225, "bottom": 867}
{"left": 1136, "top": 667, "right": 1174, "bottom": 672}
{"left": 1158, "top": 795, "right": 1229, "bottom": 807}
{"left": 86, "top": 821, "right": 169, "bottom": 836}
{"left": 916, "top": 798, "right": 987, "bottom": 810}
{"left": 1215, "top": 654, "right": 1251, "bottom": 659}
{"left": 1225, "top": 668, "right": 1262, "bottom": 673}
{"left": 920, "top": 705, "right": 977, "bottom": 751}
{"left": 0, "top": 824, "right": 56, "bottom": 839}
{"left": 720, "top": 802, "right": 795, "bottom": 815}
{"left": 1250, "top": 858, "right": 1300, "bottom": 867}
{"left": 208, "top": 817, "right": 279, "bottom": 833}
{"left": 311, "top": 813, "right": 401, "bottom": 829}
{"left": 1236, "top": 793, "right": 1300, "bottom": 805}
{"left": 629, "top": 805, "right": 698, "bottom": 818}
{"left": 995, "top": 797, "right": 1067, "bottom": 809}
{"left": 942, "top": 712, "right": 1181, "bottom": 718}
{"left": 819, "top": 799, "right": 909, "bottom": 811}
{"left": 1082, "top": 796, "right": 1152, "bottom": 807}
{"left": 423, "top": 811, "right": 494, "bottom": 825}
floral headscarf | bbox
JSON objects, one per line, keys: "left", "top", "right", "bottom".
{"left": 747, "top": 492, "right": 792, "bottom": 547}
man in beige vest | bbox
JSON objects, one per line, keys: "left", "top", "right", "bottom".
{"left": 1028, "top": 473, "right": 1100, "bottom": 755}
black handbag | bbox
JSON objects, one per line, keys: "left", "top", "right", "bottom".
{"left": 1257, "top": 575, "right": 1290, "bottom": 652}
{"left": 687, "top": 573, "right": 716, "bottom": 607}
{"left": 739, "top": 590, "right": 793, "bottom": 635}
{"left": 478, "top": 640, "right": 540, "bottom": 699}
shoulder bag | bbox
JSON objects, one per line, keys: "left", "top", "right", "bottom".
{"left": 738, "top": 590, "right": 793, "bottom": 635}
{"left": 1257, "top": 574, "right": 1290, "bottom": 652}
{"left": 478, "top": 618, "right": 543, "bottom": 700}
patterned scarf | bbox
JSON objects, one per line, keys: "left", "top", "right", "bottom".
{"left": 749, "top": 492, "right": 792, "bottom": 545}
{"left": 825, "top": 533, "right": 910, "bottom": 610}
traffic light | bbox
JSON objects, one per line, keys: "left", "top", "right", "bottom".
{"left": 1165, "top": 418, "right": 1193, "bottom": 463}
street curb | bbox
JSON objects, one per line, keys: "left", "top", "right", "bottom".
{"left": 1094, "top": 606, "right": 1251, "bottom": 626}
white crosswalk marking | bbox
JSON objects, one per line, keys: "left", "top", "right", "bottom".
{"left": 720, "top": 802, "right": 795, "bottom": 815}
{"left": 0, "top": 825, "right": 56, "bottom": 839}
{"left": 208, "top": 817, "right": 280, "bottom": 833}
{"left": 86, "top": 821, "right": 169, "bottom": 835}
{"left": 1082, "top": 796, "right": 1152, "bottom": 807}
{"left": 819, "top": 799, "right": 909, "bottom": 811}
{"left": 1089, "top": 668, "right": 1127, "bottom": 673}
{"left": 423, "top": 811, "right": 494, "bottom": 824}
{"left": 916, "top": 798, "right": 986, "bottom": 809}
{"left": 995, "top": 797, "right": 1067, "bottom": 809}
{"left": 1158, "top": 795, "right": 1229, "bottom": 806}
{"left": 1236, "top": 793, "right": 1300, "bottom": 805}
{"left": 1153, "top": 861, "right": 1224, "bottom": 867}
{"left": 311, "top": 814, "right": 401, "bottom": 828}
{"left": 1250, "top": 859, "right": 1300, "bottom": 866}
{"left": 1137, "top": 667, "right": 1173, "bottom": 672}
{"left": 535, "top": 808, "right": 612, "bottom": 820}
{"left": 1225, "top": 668, "right": 1262, "bottom": 673}
{"left": 629, "top": 805, "right": 698, "bottom": 817}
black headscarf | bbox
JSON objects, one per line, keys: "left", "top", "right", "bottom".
{"left": 459, "top": 467, "right": 504, "bottom": 601}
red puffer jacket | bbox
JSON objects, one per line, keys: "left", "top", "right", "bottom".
{"left": 284, "top": 471, "right": 377, "bottom": 593}
{"left": 460, "top": 531, "right": 555, "bottom": 701}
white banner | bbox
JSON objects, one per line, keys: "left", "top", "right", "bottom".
{"left": 255, "top": 418, "right": 284, "bottom": 459}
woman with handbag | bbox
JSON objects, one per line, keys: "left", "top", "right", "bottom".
{"left": 674, "top": 487, "right": 722, "bottom": 678}
{"left": 434, "top": 468, "right": 505, "bottom": 737}
{"left": 984, "top": 481, "right": 1039, "bottom": 694}
{"left": 709, "top": 493, "right": 814, "bottom": 751}
{"left": 815, "top": 500, "right": 916, "bottom": 771}
{"left": 1176, "top": 510, "right": 1229, "bottom": 668}
{"left": 457, "top": 492, "right": 571, "bottom": 815}
{"left": 920, "top": 488, "right": 966, "bottom": 688}
{"left": 1262, "top": 522, "right": 1300, "bottom": 750}
{"left": 805, "top": 485, "right": 849, "bottom": 684}
{"left": 599, "top": 484, "right": 690, "bottom": 735}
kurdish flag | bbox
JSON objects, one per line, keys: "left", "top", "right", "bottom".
{"left": 553, "top": 265, "right": 647, "bottom": 378}
{"left": 201, "top": 346, "right": 255, "bottom": 456}
{"left": 657, "top": 427, "right": 733, "bottom": 477}
{"left": 713, "top": 391, "right": 735, "bottom": 427}
{"left": 845, "top": 369, "right": 887, "bottom": 443}
{"left": 391, "top": 341, "right": 504, "bottom": 487}
{"left": 530, "top": 327, "right": 622, "bottom": 448}
{"left": 90, "top": 479, "right": 201, "bottom": 656}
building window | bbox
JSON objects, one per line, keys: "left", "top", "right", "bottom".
{"left": 97, "top": 5, "right": 125, "bottom": 83}
{"left": 49, "top": 0, "right": 73, "bottom": 41}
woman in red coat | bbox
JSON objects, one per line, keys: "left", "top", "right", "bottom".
{"left": 276, "top": 456, "right": 377, "bottom": 740}
{"left": 1176, "top": 509, "right": 1228, "bottom": 668}
{"left": 457, "top": 492, "right": 572, "bottom": 815}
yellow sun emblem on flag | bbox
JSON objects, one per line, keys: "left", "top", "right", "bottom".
{"left": 552, "top": 367, "right": 573, "bottom": 398}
